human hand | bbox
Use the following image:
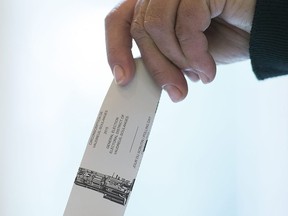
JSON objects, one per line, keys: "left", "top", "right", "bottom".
{"left": 105, "top": 0, "right": 256, "bottom": 102}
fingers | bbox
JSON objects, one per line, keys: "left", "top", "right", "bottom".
{"left": 175, "top": 0, "right": 216, "bottom": 83}
{"left": 105, "top": 0, "right": 137, "bottom": 85}
{"left": 144, "top": 0, "right": 200, "bottom": 82}
{"left": 140, "top": 0, "right": 216, "bottom": 83}
{"left": 106, "top": 0, "right": 217, "bottom": 102}
{"left": 131, "top": 0, "right": 188, "bottom": 102}
{"left": 143, "top": 0, "right": 185, "bottom": 67}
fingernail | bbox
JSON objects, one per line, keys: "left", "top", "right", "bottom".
{"left": 113, "top": 65, "right": 125, "bottom": 85}
{"left": 182, "top": 69, "right": 200, "bottom": 82}
{"left": 183, "top": 68, "right": 210, "bottom": 84}
{"left": 162, "top": 84, "right": 184, "bottom": 103}
{"left": 198, "top": 73, "right": 210, "bottom": 84}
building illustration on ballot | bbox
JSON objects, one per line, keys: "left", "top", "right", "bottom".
{"left": 74, "top": 167, "right": 135, "bottom": 206}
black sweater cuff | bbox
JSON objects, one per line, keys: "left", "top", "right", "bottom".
{"left": 249, "top": 0, "right": 288, "bottom": 80}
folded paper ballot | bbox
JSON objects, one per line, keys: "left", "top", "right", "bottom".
{"left": 64, "top": 59, "right": 162, "bottom": 216}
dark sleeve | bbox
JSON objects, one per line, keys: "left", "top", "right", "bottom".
{"left": 249, "top": 0, "right": 288, "bottom": 80}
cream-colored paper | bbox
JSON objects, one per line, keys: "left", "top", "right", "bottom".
{"left": 64, "top": 59, "right": 161, "bottom": 216}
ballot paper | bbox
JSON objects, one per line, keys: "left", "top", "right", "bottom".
{"left": 64, "top": 59, "right": 162, "bottom": 216}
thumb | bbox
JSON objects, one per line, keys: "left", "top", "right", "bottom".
{"left": 105, "top": 0, "right": 137, "bottom": 85}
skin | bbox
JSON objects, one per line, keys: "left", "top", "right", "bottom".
{"left": 105, "top": 0, "right": 256, "bottom": 102}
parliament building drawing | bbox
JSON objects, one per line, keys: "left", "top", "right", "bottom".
{"left": 74, "top": 167, "right": 135, "bottom": 205}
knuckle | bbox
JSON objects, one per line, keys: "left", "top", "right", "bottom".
{"left": 175, "top": 25, "right": 189, "bottom": 42}
{"left": 130, "top": 19, "right": 147, "bottom": 41}
{"left": 104, "top": 9, "right": 116, "bottom": 26}
{"left": 175, "top": 27, "right": 193, "bottom": 43}
{"left": 143, "top": 16, "right": 165, "bottom": 35}
{"left": 149, "top": 67, "right": 167, "bottom": 85}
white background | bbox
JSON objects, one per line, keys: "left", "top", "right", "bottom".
{"left": 1, "top": 0, "right": 288, "bottom": 215}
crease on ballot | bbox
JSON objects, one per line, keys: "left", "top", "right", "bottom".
{"left": 64, "top": 58, "right": 162, "bottom": 216}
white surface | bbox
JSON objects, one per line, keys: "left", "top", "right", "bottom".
{"left": 64, "top": 59, "right": 161, "bottom": 216}
{"left": 1, "top": 1, "right": 288, "bottom": 216}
